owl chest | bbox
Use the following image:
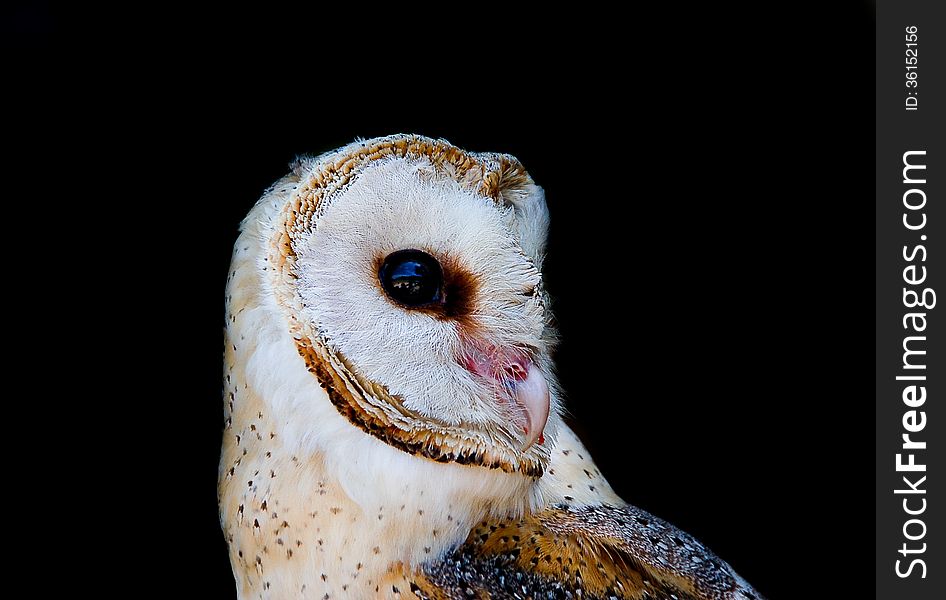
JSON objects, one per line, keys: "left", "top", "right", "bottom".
{"left": 220, "top": 446, "right": 464, "bottom": 599}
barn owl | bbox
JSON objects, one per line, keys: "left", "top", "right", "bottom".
{"left": 220, "top": 134, "right": 764, "bottom": 600}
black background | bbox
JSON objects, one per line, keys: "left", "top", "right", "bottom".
{"left": 9, "top": 3, "right": 875, "bottom": 599}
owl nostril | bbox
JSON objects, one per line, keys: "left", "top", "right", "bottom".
{"left": 503, "top": 362, "right": 529, "bottom": 382}
{"left": 461, "top": 341, "right": 533, "bottom": 383}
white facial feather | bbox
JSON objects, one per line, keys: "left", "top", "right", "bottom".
{"left": 294, "top": 155, "right": 559, "bottom": 430}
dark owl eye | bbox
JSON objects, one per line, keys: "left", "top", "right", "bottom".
{"left": 379, "top": 249, "right": 444, "bottom": 307}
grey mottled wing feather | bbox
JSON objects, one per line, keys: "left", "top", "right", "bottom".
{"left": 411, "top": 503, "right": 765, "bottom": 600}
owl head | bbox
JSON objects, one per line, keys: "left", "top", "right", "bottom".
{"left": 257, "top": 134, "right": 562, "bottom": 477}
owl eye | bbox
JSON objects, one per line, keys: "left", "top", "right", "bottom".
{"left": 379, "top": 249, "right": 444, "bottom": 307}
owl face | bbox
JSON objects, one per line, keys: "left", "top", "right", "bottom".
{"left": 270, "top": 136, "right": 561, "bottom": 476}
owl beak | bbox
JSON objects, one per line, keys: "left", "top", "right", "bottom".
{"left": 461, "top": 343, "right": 550, "bottom": 451}
{"left": 514, "top": 364, "right": 550, "bottom": 452}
